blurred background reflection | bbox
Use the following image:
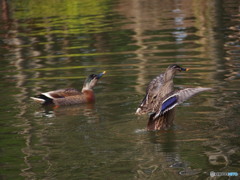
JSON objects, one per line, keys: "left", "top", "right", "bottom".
{"left": 0, "top": 0, "right": 239, "bottom": 179}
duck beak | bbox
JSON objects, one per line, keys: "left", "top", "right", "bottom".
{"left": 181, "top": 68, "right": 189, "bottom": 71}
{"left": 96, "top": 71, "right": 106, "bottom": 79}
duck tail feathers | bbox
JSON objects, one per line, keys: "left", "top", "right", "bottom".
{"left": 30, "top": 94, "right": 54, "bottom": 104}
{"left": 30, "top": 97, "right": 46, "bottom": 104}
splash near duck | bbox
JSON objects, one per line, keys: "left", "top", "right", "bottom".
{"left": 31, "top": 71, "right": 106, "bottom": 106}
{"left": 136, "top": 64, "right": 211, "bottom": 131}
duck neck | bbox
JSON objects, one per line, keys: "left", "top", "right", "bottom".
{"left": 82, "top": 89, "right": 95, "bottom": 103}
{"left": 164, "top": 70, "right": 175, "bottom": 82}
{"left": 163, "top": 71, "right": 175, "bottom": 93}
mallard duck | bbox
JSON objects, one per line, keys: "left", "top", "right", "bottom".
{"left": 31, "top": 71, "right": 106, "bottom": 106}
{"left": 136, "top": 65, "right": 211, "bottom": 131}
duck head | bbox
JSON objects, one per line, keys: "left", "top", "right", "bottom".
{"left": 164, "top": 64, "right": 189, "bottom": 81}
{"left": 82, "top": 71, "right": 106, "bottom": 92}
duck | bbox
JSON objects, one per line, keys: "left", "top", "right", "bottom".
{"left": 31, "top": 71, "right": 106, "bottom": 106}
{"left": 136, "top": 65, "right": 211, "bottom": 131}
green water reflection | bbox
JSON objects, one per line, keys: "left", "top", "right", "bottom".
{"left": 0, "top": 0, "right": 240, "bottom": 179}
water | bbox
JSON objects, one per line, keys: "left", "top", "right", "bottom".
{"left": 0, "top": 0, "right": 240, "bottom": 179}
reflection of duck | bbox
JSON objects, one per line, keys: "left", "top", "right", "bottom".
{"left": 136, "top": 65, "right": 211, "bottom": 131}
{"left": 35, "top": 103, "right": 96, "bottom": 118}
{"left": 34, "top": 104, "right": 100, "bottom": 124}
{"left": 31, "top": 71, "right": 106, "bottom": 106}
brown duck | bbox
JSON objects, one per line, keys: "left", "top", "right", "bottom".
{"left": 136, "top": 65, "right": 211, "bottom": 131}
{"left": 31, "top": 71, "right": 106, "bottom": 106}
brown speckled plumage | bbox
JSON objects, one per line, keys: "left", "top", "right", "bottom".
{"left": 136, "top": 65, "right": 211, "bottom": 131}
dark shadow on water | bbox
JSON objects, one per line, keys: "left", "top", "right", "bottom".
{"left": 33, "top": 103, "right": 99, "bottom": 121}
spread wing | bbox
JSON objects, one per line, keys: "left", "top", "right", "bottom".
{"left": 136, "top": 74, "right": 165, "bottom": 115}
{"left": 153, "top": 87, "right": 212, "bottom": 119}
{"left": 42, "top": 88, "right": 82, "bottom": 99}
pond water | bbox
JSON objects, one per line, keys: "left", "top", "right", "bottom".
{"left": 1, "top": 0, "right": 240, "bottom": 179}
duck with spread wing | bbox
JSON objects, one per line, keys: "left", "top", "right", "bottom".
{"left": 136, "top": 65, "right": 211, "bottom": 131}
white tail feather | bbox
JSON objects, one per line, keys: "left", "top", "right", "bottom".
{"left": 30, "top": 97, "right": 45, "bottom": 104}
{"left": 41, "top": 92, "right": 54, "bottom": 99}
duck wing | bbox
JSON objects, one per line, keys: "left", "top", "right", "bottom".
{"left": 42, "top": 88, "right": 81, "bottom": 99}
{"left": 31, "top": 88, "right": 82, "bottom": 104}
{"left": 153, "top": 87, "right": 212, "bottom": 119}
{"left": 136, "top": 74, "right": 165, "bottom": 115}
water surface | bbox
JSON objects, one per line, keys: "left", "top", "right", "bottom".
{"left": 0, "top": 0, "right": 240, "bottom": 179}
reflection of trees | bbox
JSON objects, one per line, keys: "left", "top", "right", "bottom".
{"left": 1, "top": 1, "right": 39, "bottom": 179}
{"left": 1, "top": 0, "right": 9, "bottom": 22}
{"left": 1, "top": 0, "right": 240, "bottom": 178}
{"left": 205, "top": 0, "right": 240, "bottom": 171}
{"left": 1, "top": 0, "right": 113, "bottom": 179}
{"left": 116, "top": 0, "right": 240, "bottom": 177}
{"left": 117, "top": 0, "right": 215, "bottom": 94}
{"left": 134, "top": 132, "right": 182, "bottom": 179}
